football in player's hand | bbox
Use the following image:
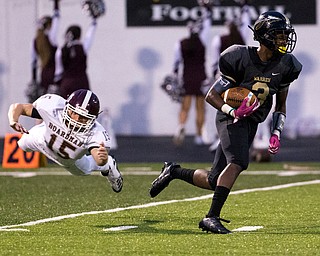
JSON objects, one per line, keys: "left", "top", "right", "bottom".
{"left": 221, "top": 87, "right": 257, "bottom": 108}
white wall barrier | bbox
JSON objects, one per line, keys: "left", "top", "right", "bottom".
{"left": 0, "top": 0, "right": 319, "bottom": 139}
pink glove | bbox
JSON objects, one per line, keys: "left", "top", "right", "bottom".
{"left": 233, "top": 97, "right": 260, "bottom": 121}
{"left": 268, "top": 134, "right": 280, "bottom": 154}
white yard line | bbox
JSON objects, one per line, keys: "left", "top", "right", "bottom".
{"left": 103, "top": 226, "right": 138, "bottom": 232}
{"left": 0, "top": 179, "right": 319, "bottom": 231}
{"left": 232, "top": 226, "right": 264, "bottom": 232}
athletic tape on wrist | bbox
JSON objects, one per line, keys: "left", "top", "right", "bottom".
{"left": 221, "top": 104, "right": 235, "bottom": 117}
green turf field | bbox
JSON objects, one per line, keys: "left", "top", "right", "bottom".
{"left": 0, "top": 162, "right": 319, "bottom": 255}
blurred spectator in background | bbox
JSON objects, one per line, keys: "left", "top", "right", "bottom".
{"left": 54, "top": 17, "right": 97, "bottom": 99}
{"left": 27, "top": 0, "right": 60, "bottom": 102}
{"left": 172, "top": 2, "right": 212, "bottom": 146}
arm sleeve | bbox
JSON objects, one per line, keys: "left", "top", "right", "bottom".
{"left": 218, "top": 45, "right": 245, "bottom": 85}
{"left": 199, "top": 9, "right": 212, "bottom": 47}
{"left": 211, "top": 35, "right": 221, "bottom": 77}
{"left": 173, "top": 41, "right": 181, "bottom": 73}
{"left": 31, "top": 42, "right": 37, "bottom": 80}
{"left": 212, "top": 76, "right": 235, "bottom": 94}
{"left": 54, "top": 48, "right": 63, "bottom": 82}
{"left": 31, "top": 108, "right": 42, "bottom": 119}
{"left": 31, "top": 42, "right": 37, "bottom": 64}
{"left": 83, "top": 20, "right": 97, "bottom": 54}
{"left": 87, "top": 129, "right": 112, "bottom": 150}
{"left": 239, "top": 5, "right": 251, "bottom": 44}
{"left": 277, "top": 55, "right": 303, "bottom": 93}
{"left": 48, "top": 10, "right": 60, "bottom": 46}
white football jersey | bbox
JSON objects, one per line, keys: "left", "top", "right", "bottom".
{"left": 29, "top": 94, "right": 111, "bottom": 169}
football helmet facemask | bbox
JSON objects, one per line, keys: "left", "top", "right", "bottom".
{"left": 63, "top": 89, "right": 100, "bottom": 134}
{"left": 250, "top": 11, "right": 297, "bottom": 54}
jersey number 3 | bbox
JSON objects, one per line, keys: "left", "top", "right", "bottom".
{"left": 252, "top": 82, "right": 269, "bottom": 105}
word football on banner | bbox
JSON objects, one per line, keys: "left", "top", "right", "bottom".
{"left": 2, "top": 133, "right": 46, "bottom": 169}
{"left": 126, "top": 0, "right": 316, "bottom": 27}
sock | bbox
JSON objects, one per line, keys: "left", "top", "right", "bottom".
{"left": 171, "top": 167, "right": 195, "bottom": 185}
{"left": 207, "top": 186, "right": 230, "bottom": 217}
{"left": 107, "top": 155, "right": 115, "bottom": 170}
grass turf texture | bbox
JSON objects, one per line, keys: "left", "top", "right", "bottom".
{"left": 0, "top": 162, "right": 319, "bottom": 255}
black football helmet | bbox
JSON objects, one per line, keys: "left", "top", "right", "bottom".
{"left": 250, "top": 11, "right": 297, "bottom": 54}
{"left": 63, "top": 89, "right": 100, "bottom": 134}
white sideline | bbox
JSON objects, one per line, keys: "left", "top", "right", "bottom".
{"left": 0, "top": 179, "right": 319, "bottom": 231}
{"left": 1, "top": 169, "right": 320, "bottom": 177}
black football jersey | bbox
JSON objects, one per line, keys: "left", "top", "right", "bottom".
{"left": 215, "top": 45, "right": 302, "bottom": 123}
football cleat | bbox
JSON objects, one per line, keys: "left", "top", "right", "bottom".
{"left": 101, "top": 157, "right": 123, "bottom": 193}
{"left": 199, "top": 216, "right": 232, "bottom": 234}
{"left": 149, "top": 162, "right": 180, "bottom": 198}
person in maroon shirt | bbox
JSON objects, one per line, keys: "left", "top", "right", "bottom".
{"left": 28, "top": 0, "right": 60, "bottom": 102}
{"left": 172, "top": 5, "right": 212, "bottom": 146}
{"left": 54, "top": 18, "right": 97, "bottom": 99}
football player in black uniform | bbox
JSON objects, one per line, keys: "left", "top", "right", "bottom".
{"left": 149, "top": 11, "right": 302, "bottom": 234}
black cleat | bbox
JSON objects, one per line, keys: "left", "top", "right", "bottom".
{"left": 149, "top": 162, "right": 180, "bottom": 198}
{"left": 199, "top": 216, "right": 232, "bottom": 234}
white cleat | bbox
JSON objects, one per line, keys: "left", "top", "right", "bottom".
{"left": 101, "top": 157, "right": 123, "bottom": 193}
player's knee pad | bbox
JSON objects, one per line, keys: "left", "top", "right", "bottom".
{"left": 233, "top": 159, "right": 249, "bottom": 170}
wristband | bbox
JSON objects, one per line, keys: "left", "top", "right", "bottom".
{"left": 271, "top": 111, "right": 286, "bottom": 135}
{"left": 221, "top": 104, "right": 235, "bottom": 117}
{"left": 272, "top": 130, "right": 281, "bottom": 138}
